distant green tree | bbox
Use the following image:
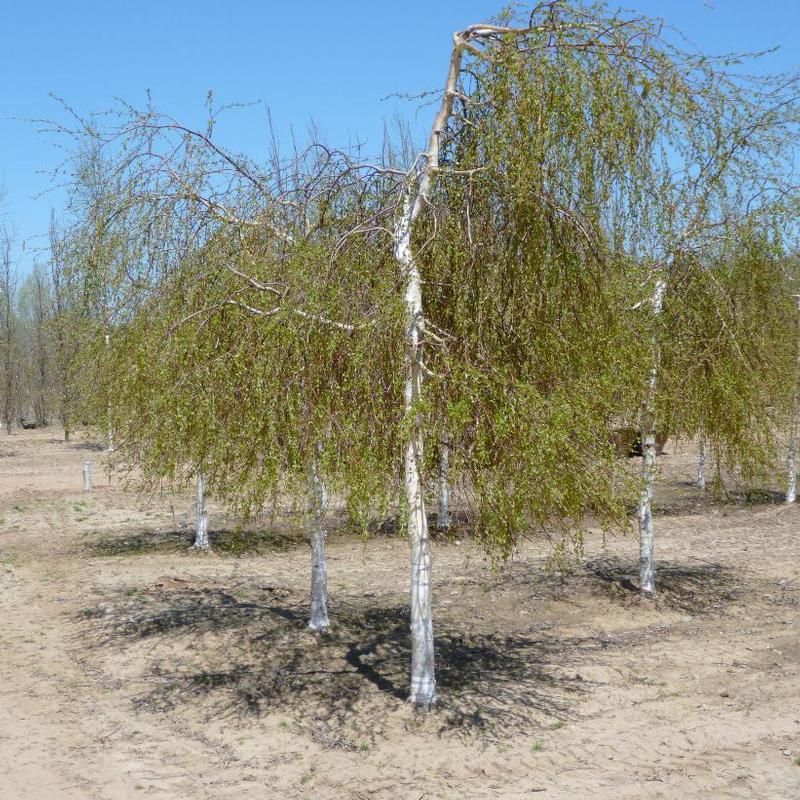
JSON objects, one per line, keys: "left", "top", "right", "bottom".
{"left": 17, "top": 264, "right": 53, "bottom": 426}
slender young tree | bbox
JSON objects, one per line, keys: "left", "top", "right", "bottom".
{"left": 697, "top": 431, "right": 708, "bottom": 492}
{"left": 436, "top": 432, "right": 451, "bottom": 532}
{"left": 17, "top": 265, "right": 53, "bottom": 427}
{"left": 194, "top": 470, "right": 210, "bottom": 549}
{"left": 307, "top": 443, "right": 330, "bottom": 631}
{"left": 48, "top": 213, "right": 79, "bottom": 441}
{"left": 0, "top": 228, "right": 19, "bottom": 434}
{"left": 786, "top": 295, "right": 800, "bottom": 503}
{"left": 638, "top": 278, "right": 666, "bottom": 593}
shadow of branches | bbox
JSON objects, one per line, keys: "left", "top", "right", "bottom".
{"left": 81, "top": 583, "right": 590, "bottom": 743}
{"left": 87, "top": 527, "right": 307, "bottom": 557}
{"left": 67, "top": 441, "right": 106, "bottom": 451}
{"left": 648, "top": 481, "right": 786, "bottom": 518}
{"left": 584, "top": 556, "right": 741, "bottom": 613}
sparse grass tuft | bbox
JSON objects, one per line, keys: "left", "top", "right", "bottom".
{"left": 78, "top": 606, "right": 106, "bottom": 619}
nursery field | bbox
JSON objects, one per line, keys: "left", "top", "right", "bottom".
{"left": 0, "top": 428, "right": 798, "bottom": 799}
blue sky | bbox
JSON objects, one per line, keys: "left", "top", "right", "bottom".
{"left": 1, "top": 0, "right": 799, "bottom": 269}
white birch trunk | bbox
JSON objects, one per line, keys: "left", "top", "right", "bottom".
{"left": 395, "top": 193, "right": 436, "bottom": 707}
{"left": 787, "top": 428, "right": 797, "bottom": 504}
{"left": 697, "top": 431, "right": 707, "bottom": 492}
{"left": 436, "top": 435, "right": 451, "bottom": 531}
{"left": 787, "top": 296, "right": 800, "bottom": 504}
{"left": 105, "top": 332, "right": 114, "bottom": 453}
{"left": 638, "top": 278, "right": 665, "bottom": 595}
{"left": 82, "top": 461, "right": 92, "bottom": 491}
{"left": 307, "top": 446, "right": 330, "bottom": 632}
{"left": 194, "top": 470, "right": 209, "bottom": 550}
{"left": 389, "top": 29, "right": 472, "bottom": 707}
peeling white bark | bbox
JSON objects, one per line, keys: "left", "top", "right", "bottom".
{"left": 638, "top": 278, "right": 665, "bottom": 595}
{"left": 697, "top": 431, "right": 707, "bottom": 492}
{"left": 82, "top": 461, "right": 92, "bottom": 491}
{"left": 307, "top": 446, "right": 330, "bottom": 631}
{"left": 436, "top": 436, "right": 451, "bottom": 531}
{"left": 194, "top": 470, "right": 209, "bottom": 549}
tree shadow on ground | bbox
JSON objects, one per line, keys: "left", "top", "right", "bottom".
{"left": 650, "top": 481, "right": 786, "bottom": 518}
{"left": 67, "top": 441, "right": 106, "bottom": 451}
{"left": 87, "top": 527, "right": 307, "bottom": 557}
{"left": 583, "top": 556, "right": 741, "bottom": 613}
{"left": 469, "top": 553, "right": 743, "bottom": 617}
{"left": 81, "top": 584, "right": 589, "bottom": 743}
{"left": 722, "top": 487, "right": 785, "bottom": 506}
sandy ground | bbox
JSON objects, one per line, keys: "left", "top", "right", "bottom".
{"left": 0, "top": 428, "right": 798, "bottom": 799}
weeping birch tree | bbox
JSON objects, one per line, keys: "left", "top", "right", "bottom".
{"left": 399, "top": 6, "right": 799, "bottom": 686}
{"left": 389, "top": 5, "right": 667, "bottom": 702}
{"left": 54, "top": 1, "right": 800, "bottom": 706}
{"left": 658, "top": 231, "right": 798, "bottom": 501}
{"left": 57, "top": 109, "right": 406, "bottom": 630}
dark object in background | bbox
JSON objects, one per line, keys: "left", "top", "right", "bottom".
{"left": 612, "top": 427, "right": 667, "bottom": 457}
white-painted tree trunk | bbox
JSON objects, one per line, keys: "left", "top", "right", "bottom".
{"left": 389, "top": 30, "right": 473, "bottom": 707}
{"left": 786, "top": 296, "right": 800, "bottom": 504}
{"left": 787, "top": 427, "right": 797, "bottom": 504}
{"left": 82, "top": 461, "right": 92, "bottom": 491}
{"left": 638, "top": 278, "right": 666, "bottom": 595}
{"left": 436, "top": 435, "right": 451, "bottom": 531}
{"left": 105, "top": 332, "right": 114, "bottom": 453}
{"left": 697, "top": 431, "right": 707, "bottom": 492}
{"left": 307, "top": 446, "right": 330, "bottom": 632}
{"left": 194, "top": 470, "right": 209, "bottom": 549}
{"left": 395, "top": 193, "right": 436, "bottom": 707}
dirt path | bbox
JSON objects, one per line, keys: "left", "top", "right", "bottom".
{"left": 1, "top": 429, "right": 798, "bottom": 798}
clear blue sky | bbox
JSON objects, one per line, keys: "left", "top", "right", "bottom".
{"left": 1, "top": 0, "right": 799, "bottom": 270}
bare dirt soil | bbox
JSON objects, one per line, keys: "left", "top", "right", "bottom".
{"left": 0, "top": 428, "right": 798, "bottom": 799}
